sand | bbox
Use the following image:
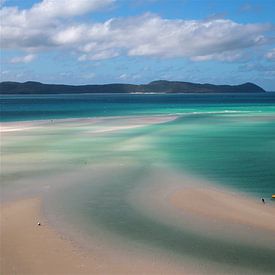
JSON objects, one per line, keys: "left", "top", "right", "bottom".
{"left": 2, "top": 184, "right": 275, "bottom": 274}
{"left": 170, "top": 186, "right": 275, "bottom": 233}
{"left": 1, "top": 116, "right": 195, "bottom": 275}
{"left": 1, "top": 198, "right": 94, "bottom": 274}
{"left": 0, "top": 115, "right": 178, "bottom": 133}
{"left": 1, "top": 116, "right": 275, "bottom": 274}
{"left": 129, "top": 168, "right": 275, "bottom": 250}
{"left": 1, "top": 198, "right": 198, "bottom": 275}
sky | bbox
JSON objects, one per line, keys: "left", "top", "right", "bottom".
{"left": 1, "top": 0, "right": 275, "bottom": 90}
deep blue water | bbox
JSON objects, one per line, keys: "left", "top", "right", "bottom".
{"left": 1, "top": 93, "right": 275, "bottom": 121}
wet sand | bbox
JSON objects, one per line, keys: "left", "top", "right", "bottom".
{"left": 1, "top": 198, "right": 197, "bottom": 274}
{"left": 1, "top": 116, "right": 275, "bottom": 274}
{"left": 2, "top": 184, "right": 275, "bottom": 274}
{"left": 1, "top": 116, "right": 192, "bottom": 274}
{"left": 170, "top": 186, "right": 275, "bottom": 234}
{"left": 129, "top": 168, "right": 275, "bottom": 253}
{"left": 0, "top": 115, "right": 178, "bottom": 133}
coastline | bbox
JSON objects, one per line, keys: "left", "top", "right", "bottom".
{"left": 1, "top": 197, "right": 194, "bottom": 274}
{"left": 128, "top": 167, "right": 275, "bottom": 251}
{"left": 1, "top": 177, "right": 275, "bottom": 274}
{"left": 0, "top": 114, "right": 178, "bottom": 131}
{"left": 1, "top": 116, "right": 275, "bottom": 274}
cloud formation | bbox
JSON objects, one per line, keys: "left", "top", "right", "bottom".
{"left": 265, "top": 48, "right": 275, "bottom": 61}
{"left": 30, "top": 0, "right": 114, "bottom": 18}
{"left": 0, "top": 0, "right": 273, "bottom": 62}
{"left": 10, "top": 54, "right": 36, "bottom": 63}
{"left": 1, "top": 0, "right": 115, "bottom": 50}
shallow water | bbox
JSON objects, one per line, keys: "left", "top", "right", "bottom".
{"left": 1, "top": 93, "right": 275, "bottom": 197}
{"left": 45, "top": 164, "right": 275, "bottom": 274}
{"left": 1, "top": 93, "right": 275, "bottom": 273}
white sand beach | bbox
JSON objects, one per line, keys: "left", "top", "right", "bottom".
{"left": 1, "top": 116, "right": 275, "bottom": 274}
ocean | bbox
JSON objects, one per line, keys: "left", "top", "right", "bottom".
{"left": 1, "top": 93, "right": 275, "bottom": 121}
{"left": 2, "top": 92, "right": 275, "bottom": 272}
{"left": 1, "top": 93, "right": 275, "bottom": 197}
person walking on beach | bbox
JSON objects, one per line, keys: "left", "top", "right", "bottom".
{"left": 261, "top": 198, "right": 265, "bottom": 204}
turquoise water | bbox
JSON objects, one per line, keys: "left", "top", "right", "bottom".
{"left": 154, "top": 112, "right": 275, "bottom": 197}
{"left": 2, "top": 93, "right": 275, "bottom": 272}
{"left": 1, "top": 93, "right": 275, "bottom": 121}
{"left": 48, "top": 164, "right": 275, "bottom": 273}
{"left": 1, "top": 93, "right": 275, "bottom": 197}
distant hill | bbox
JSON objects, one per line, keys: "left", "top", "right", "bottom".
{"left": 0, "top": 80, "right": 266, "bottom": 94}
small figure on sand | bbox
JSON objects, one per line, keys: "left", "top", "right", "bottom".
{"left": 261, "top": 198, "right": 265, "bottom": 204}
{"left": 37, "top": 222, "right": 41, "bottom": 226}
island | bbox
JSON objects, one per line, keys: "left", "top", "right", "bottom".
{"left": 0, "top": 80, "right": 266, "bottom": 94}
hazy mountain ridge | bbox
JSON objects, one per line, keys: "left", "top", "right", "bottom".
{"left": 0, "top": 80, "right": 266, "bottom": 94}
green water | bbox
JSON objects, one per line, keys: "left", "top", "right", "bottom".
{"left": 3, "top": 93, "right": 274, "bottom": 196}
{"left": 48, "top": 163, "right": 275, "bottom": 273}
{"left": 154, "top": 112, "right": 275, "bottom": 198}
{"left": 2, "top": 94, "right": 275, "bottom": 272}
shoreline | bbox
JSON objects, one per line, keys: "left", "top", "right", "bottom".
{"left": 170, "top": 186, "right": 275, "bottom": 233}
{"left": 129, "top": 167, "right": 275, "bottom": 249}
{"left": 0, "top": 114, "right": 179, "bottom": 130}
{"left": 1, "top": 115, "right": 275, "bottom": 274}
{"left": 1, "top": 197, "right": 196, "bottom": 274}
{"left": 1, "top": 171, "right": 275, "bottom": 274}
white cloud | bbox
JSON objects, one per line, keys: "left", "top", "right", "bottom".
{"left": 53, "top": 25, "right": 87, "bottom": 45}
{"left": 1, "top": 1, "right": 273, "bottom": 62}
{"left": 265, "top": 48, "right": 275, "bottom": 61}
{"left": 10, "top": 54, "right": 36, "bottom": 63}
{"left": 191, "top": 51, "right": 243, "bottom": 62}
{"left": 30, "top": 0, "right": 114, "bottom": 18}
{"left": 78, "top": 49, "right": 119, "bottom": 61}
{"left": 118, "top": 73, "right": 141, "bottom": 81}
{"left": 0, "top": 0, "right": 115, "bottom": 49}
{"left": 1, "top": 69, "right": 9, "bottom": 75}
{"left": 57, "top": 14, "right": 272, "bottom": 61}
{"left": 119, "top": 73, "right": 127, "bottom": 80}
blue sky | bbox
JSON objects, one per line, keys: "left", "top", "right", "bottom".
{"left": 1, "top": 0, "right": 275, "bottom": 90}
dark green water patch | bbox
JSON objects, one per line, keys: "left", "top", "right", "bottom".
{"left": 154, "top": 113, "right": 275, "bottom": 198}
{"left": 53, "top": 164, "right": 275, "bottom": 273}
